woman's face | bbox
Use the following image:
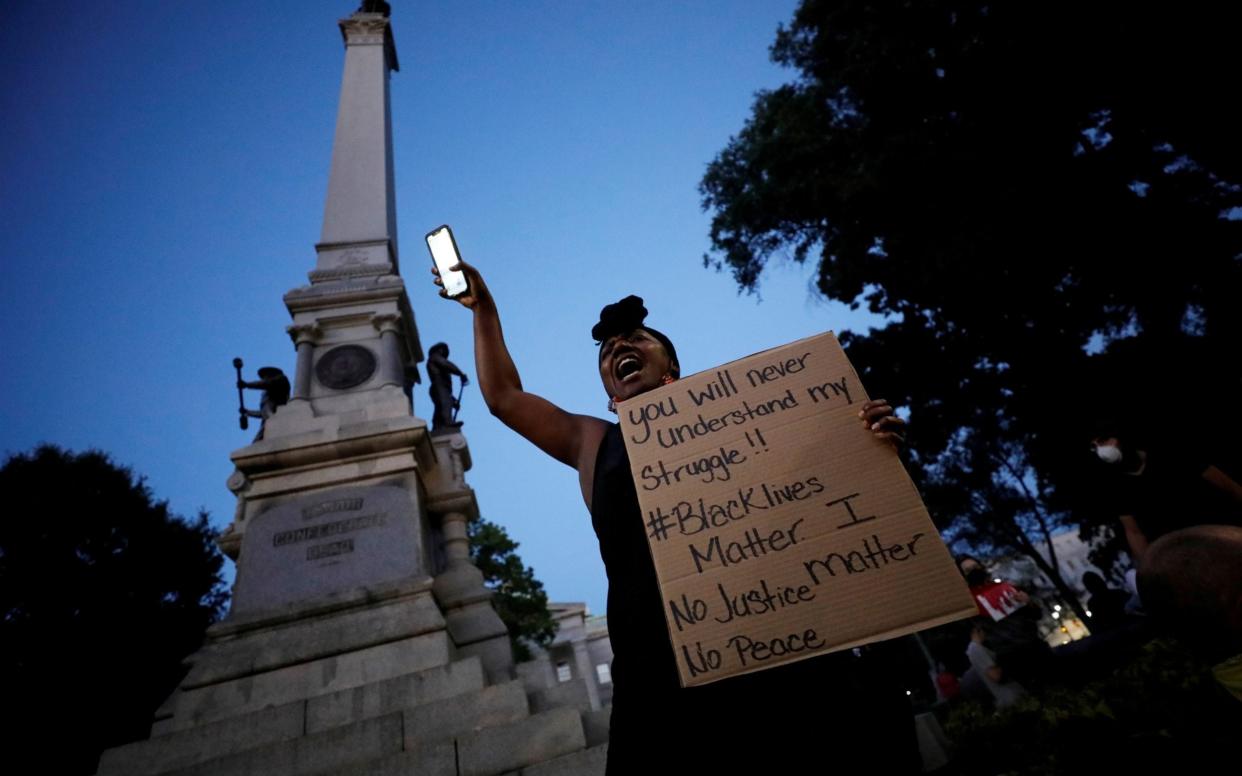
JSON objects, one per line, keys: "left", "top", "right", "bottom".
{"left": 599, "top": 328, "right": 676, "bottom": 404}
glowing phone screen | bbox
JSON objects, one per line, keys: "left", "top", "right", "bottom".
{"left": 426, "top": 226, "right": 468, "bottom": 297}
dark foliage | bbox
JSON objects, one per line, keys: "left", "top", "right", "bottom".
{"left": 701, "top": 0, "right": 1241, "bottom": 584}
{"left": 942, "top": 637, "right": 1242, "bottom": 774}
{"left": 0, "top": 445, "right": 228, "bottom": 775}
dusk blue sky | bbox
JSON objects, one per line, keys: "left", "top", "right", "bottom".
{"left": 0, "top": 1, "right": 891, "bottom": 615}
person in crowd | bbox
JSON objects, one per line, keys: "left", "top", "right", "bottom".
{"left": 957, "top": 555, "right": 1051, "bottom": 686}
{"left": 1090, "top": 423, "right": 1242, "bottom": 563}
{"left": 1081, "top": 570, "right": 1129, "bottom": 631}
{"left": 935, "top": 661, "right": 961, "bottom": 702}
{"left": 966, "top": 620, "right": 1027, "bottom": 709}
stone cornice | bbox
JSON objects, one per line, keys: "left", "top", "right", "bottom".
{"left": 283, "top": 275, "right": 408, "bottom": 313}
{"left": 338, "top": 12, "right": 399, "bottom": 71}
{"left": 230, "top": 416, "right": 433, "bottom": 475}
{"left": 308, "top": 265, "right": 392, "bottom": 283}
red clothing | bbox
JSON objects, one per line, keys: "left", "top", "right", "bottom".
{"left": 936, "top": 671, "right": 961, "bottom": 701}
{"left": 970, "top": 580, "right": 1025, "bottom": 621}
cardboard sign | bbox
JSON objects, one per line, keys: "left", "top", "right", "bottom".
{"left": 618, "top": 332, "right": 977, "bottom": 687}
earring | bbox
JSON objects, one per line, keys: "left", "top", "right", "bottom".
{"left": 607, "top": 397, "right": 617, "bottom": 413}
{"left": 661, "top": 374, "right": 677, "bottom": 386}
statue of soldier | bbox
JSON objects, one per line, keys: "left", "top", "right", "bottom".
{"left": 427, "top": 343, "right": 468, "bottom": 433}
{"left": 238, "top": 366, "right": 290, "bottom": 441}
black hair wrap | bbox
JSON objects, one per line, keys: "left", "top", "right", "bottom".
{"left": 591, "top": 295, "right": 647, "bottom": 343}
{"left": 592, "top": 295, "right": 679, "bottom": 376}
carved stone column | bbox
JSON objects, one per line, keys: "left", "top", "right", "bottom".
{"left": 371, "top": 313, "right": 405, "bottom": 388}
{"left": 439, "top": 510, "right": 472, "bottom": 569}
{"left": 286, "top": 323, "right": 321, "bottom": 401}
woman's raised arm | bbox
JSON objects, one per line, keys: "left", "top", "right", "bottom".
{"left": 434, "top": 261, "right": 609, "bottom": 475}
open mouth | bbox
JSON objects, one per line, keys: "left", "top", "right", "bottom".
{"left": 615, "top": 355, "right": 643, "bottom": 381}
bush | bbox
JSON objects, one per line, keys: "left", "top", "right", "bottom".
{"left": 941, "top": 638, "right": 1242, "bottom": 774}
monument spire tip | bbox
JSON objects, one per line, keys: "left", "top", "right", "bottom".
{"left": 356, "top": 0, "right": 391, "bottom": 17}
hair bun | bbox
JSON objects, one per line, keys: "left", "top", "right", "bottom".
{"left": 591, "top": 295, "right": 648, "bottom": 343}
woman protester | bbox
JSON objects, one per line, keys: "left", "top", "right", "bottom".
{"left": 435, "top": 260, "right": 919, "bottom": 773}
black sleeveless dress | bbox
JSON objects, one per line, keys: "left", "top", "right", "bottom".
{"left": 590, "top": 424, "right": 921, "bottom": 773}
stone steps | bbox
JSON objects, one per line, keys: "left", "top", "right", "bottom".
{"left": 313, "top": 707, "right": 587, "bottom": 776}
{"left": 179, "top": 584, "right": 448, "bottom": 691}
{"left": 99, "top": 650, "right": 612, "bottom": 776}
{"left": 307, "top": 654, "right": 486, "bottom": 734}
{"left": 159, "top": 629, "right": 453, "bottom": 732}
{"left": 309, "top": 740, "right": 457, "bottom": 776}
{"left": 97, "top": 657, "right": 486, "bottom": 776}
{"left": 579, "top": 708, "right": 611, "bottom": 748}
{"left": 528, "top": 678, "right": 591, "bottom": 714}
{"left": 403, "top": 681, "right": 530, "bottom": 747}
{"left": 520, "top": 743, "right": 609, "bottom": 776}
{"left": 168, "top": 712, "right": 404, "bottom": 776}
{"left": 455, "top": 706, "right": 585, "bottom": 776}
{"left": 159, "top": 680, "right": 538, "bottom": 776}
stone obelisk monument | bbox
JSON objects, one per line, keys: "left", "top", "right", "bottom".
{"left": 95, "top": 5, "right": 606, "bottom": 774}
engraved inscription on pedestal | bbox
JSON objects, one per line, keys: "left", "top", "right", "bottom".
{"left": 315, "top": 344, "right": 377, "bottom": 390}
{"left": 231, "top": 485, "right": 423, "bottom": 615}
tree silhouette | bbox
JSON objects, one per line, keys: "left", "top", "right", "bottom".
{"left": 0, "top": 445, "right": 228, "bottom": 775}
{"left": 701, "top": 0, "right": 1241, "bottom": 586}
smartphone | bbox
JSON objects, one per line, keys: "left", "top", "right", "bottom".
{"left": 425, "top": 224, "right": 469, "bottom": 298}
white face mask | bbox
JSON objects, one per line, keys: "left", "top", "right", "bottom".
{"left": 1095, "top": 444, "right": 1123, "bottom": 465}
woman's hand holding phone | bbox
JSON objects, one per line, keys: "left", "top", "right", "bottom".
{"left": 432, "top": 258, "right": 488, "bottom": 311}
{"left": 426, "top": 224, "right": 471, "bottom": 298}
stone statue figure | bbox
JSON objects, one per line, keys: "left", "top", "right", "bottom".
{"left": 426, "top": 343, "right": 468, "bottom": 434}
{"left": 238, "top": 366, "right": 290, "bottom": 441}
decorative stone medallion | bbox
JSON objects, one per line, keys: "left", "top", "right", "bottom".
{"left": 316, "top": 344, "right": 377, "bottom": 389}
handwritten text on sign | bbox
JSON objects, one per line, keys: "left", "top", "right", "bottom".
{"left": 619, "top": 332, "right": 976, "bottom": 687}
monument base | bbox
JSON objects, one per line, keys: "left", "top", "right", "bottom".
{"left": 96, "top": 575, "right": 607, "bottom": 776}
